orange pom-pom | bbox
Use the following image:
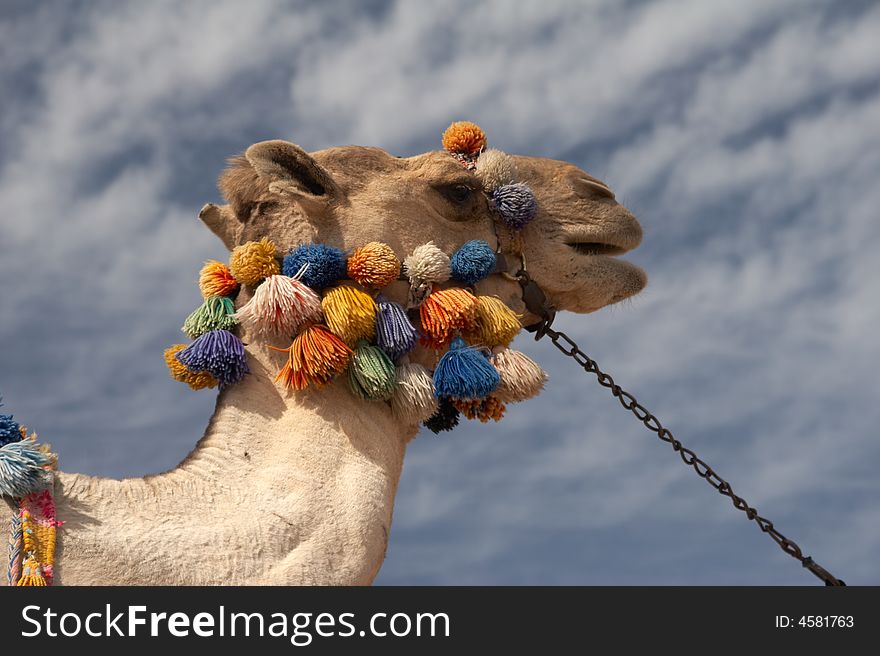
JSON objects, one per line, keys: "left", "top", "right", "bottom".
{"left": 230, "top": 238, "right": 280, "bottom": 286}
{"left": 198, "top": 260, "right": 239, "bottom": 299}
{"left": 419, "top": 286, "right": 478, "bottom": 349}
{"left": 347, "top": 242, "right": 401, "bottom": 288}
{"left": 271, "top": 324, "right": 352, "bottom": 391}
{"left": 442, "top": 121, "right": 487, "bottom": 155}
{"left": 452, "top": 396, "right": 506, "bottom": 422}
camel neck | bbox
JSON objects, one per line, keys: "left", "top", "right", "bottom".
{"left": 176, "top": 342, "right": 416, "bottom": 495}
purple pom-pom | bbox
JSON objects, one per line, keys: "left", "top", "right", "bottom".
{"left": 176, "top": 329, "right": 249, "bottom": 388}
{"left": 492, "top": 183, "right": 538, "bottom": 230}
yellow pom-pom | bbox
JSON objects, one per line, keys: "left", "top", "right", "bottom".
{"left": 229, "top": 238, "right": 280, "bottom": 286}
{"left": 321, "top": 283, "right": 377, "bottom": 345}
{"left": 442, "top": 121, "right": 487, "bottom": 155}
{"left": 347, "top": 241, "right": 401, "bottom": 288}
{"left": 164, "top": 344, "right": 218, "bottom": 390}
{"left": 462, "top": 295, "right": 522, "bottom": 347}
{"left": 198, "top": 260, "right": 239, "bottom": 299}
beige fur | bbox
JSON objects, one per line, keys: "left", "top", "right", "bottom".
{"left": 25, "top": 142, "right": 645, "bottom": 585}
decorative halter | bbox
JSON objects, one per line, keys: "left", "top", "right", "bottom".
{"left": 163, "top": 122, "right": 550, "bottom": 433}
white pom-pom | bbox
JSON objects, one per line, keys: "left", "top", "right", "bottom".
{"left": 475, "top": 148, "right": 517, "bottom": 192}
{"left": 490, "top": 348, "right": 548, "bottom": 402}
{"left": 234, "top": 274, "right": 322, "bottom": 340}
{"left": 403, "top": 242, "right": 451, "bottom": 285}
{"left": 391, "top": 362, "right": 439, "bottom": 424}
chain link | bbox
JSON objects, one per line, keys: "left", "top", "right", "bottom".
{"left": 540, "top": 325, "right": 846, "bottom": 586}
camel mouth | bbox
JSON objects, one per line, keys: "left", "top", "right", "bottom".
{"left": 566, "top": 241, "right": 628, "bottom": 257}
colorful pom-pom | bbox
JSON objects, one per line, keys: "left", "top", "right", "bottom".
{"left": 452, "top": 396, "right": 506, "bottom": 423}
{"left": 321, "top": 283, "right": 377, "bottom": 345}
{"left": 347, "top": 242, "right": 401, "bottom": 288}
{"left": 198, "top": 260, "right": 239, "bottom": 299}
{"left": 283, "top": 244, "right": 347, "bottom": 290}
{"left": 492, "top": 183, "right": 538, "bottom": 231}
{"left": 0, "top": 408, "right": 21, "bottom": 448}
{"left": 164, "top": 344, "right": 219, "bottom": 390}
{"left": 450, "top": 240, "right": 496, "bottom": 285}
{"left": 403, "top": 242, "right": 451, "bottom": 285}
{"left": 461, "top": 295, "right": 522, "bottom": 347}
{"left": 391, "top": 362, "right": 438, "bottom": 425}
{"left": 475, "top": 149, "right": 516, "bottom": 191}
{"left": 175, "top": 329, "right": 249, "bottom": 388}
{"left": 271, "top": 323, "right": 352, "bottom": 391}
{"left": 182, "top": 296, "right": 237, "bottom": 339}
{"left": 432, "top": 336, "right": 500, "bottom": 399}
{"left": 403, "top": 241, "right": 452, "bottom": 308}
{"left": 442, "top": 121, "right": 487, "bottom": 155}
{"left": 230, "top": 238, "right": 280, "bottom": 286}
{"left": 423, "top": 398, "right": 461, "bottom": 434}
{"left": 376, "top": 295, "right": 417, "bottom": 360}
{"left": 419, "top": 286, "right": 479, "bottom": 349}
{"left": 234, "top": 274, "right": 322, "bottom": 340}
{"left": 0, "top": 439, "right": 53, "bottom": 497}
{"left": 348, "top": 340, "right": 396, "bottom": 401}
{"left": 491, "top": 348, "right": 548, "bottom": 402}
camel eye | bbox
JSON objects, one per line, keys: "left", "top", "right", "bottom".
{"left": 441, "top": 183, "right": 474, "bottom": 204}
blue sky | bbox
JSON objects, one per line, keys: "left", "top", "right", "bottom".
{"left": 1, "top": 0, "right": 877, "bottom": 584}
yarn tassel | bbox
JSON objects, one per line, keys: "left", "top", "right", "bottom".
{"left": 462, "top": 295, "right": 522, "bottom": 347}
{"left": 0, "top": 440, "right": 52, "bottom": 498}
{"left": 432, "top": 336, "right": 500, "bottom": 399}
{"left": 175, "top": 329, "right": 249, "bottom": 387}
{"left": 322, "top": 283, "right": 377, "bottom": 345}
{"left": 376, "top": 295, "right": 417, "bottom": 360}
{"left": 423, "top": 398, "right": 460, "bottom": 434}
{"left": 16, "top": 554, "right": 45, "bottom": 586}
{"left": 453, "top": 396, "right": 506, "bottom": 422}
{"left": 348, "top": 341, "right": 396, "bottom": 401}
{"left": 198, "top": 260, "right": 239, "bottom": 299}
{"left": 164, "top": 344, "right": 218, "bottom": 390}
{"left": 491, "top": 348, "right": 548, "bottom": 402}
{"left": 182, "top": 296, "right": 237, "bottom": 339}
{"left": 234, "top": 273, "right": 322, "bottom": 340}
{"left": 391, "top": 362, "right": 438, "bottom": 424}
{"left": 419, "top": 287, "right": 478, "bottom": 349}
{"left": 270, "top": 324, "right": 352, "bottom": 391}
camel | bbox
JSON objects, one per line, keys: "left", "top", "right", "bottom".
{"left": 7, "top": 138, "right": 645, "bottom": 585}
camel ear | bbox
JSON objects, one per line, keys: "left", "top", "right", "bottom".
{"left": 199, "top": 203, "right": 241, "bottom": 250}
{"left": 245, "top": 140, "right": 338, "bottom": 203}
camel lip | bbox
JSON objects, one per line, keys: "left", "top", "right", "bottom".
{"left": 565, "top": 241, "right": 628, "bottom": 257}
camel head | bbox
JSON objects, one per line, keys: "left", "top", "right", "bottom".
{"left": 199, "top": 139, "right": 645, "bottom": 319}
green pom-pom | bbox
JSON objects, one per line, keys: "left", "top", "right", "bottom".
{"left": 348, "top": 341, "right": 396, "bottom": 401}
{"left": 182, "top": 296, "right": 237, "bottom": 339}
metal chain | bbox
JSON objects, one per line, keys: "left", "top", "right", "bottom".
{"left": 537, "top": 324, "right": 846, "bottom": 586}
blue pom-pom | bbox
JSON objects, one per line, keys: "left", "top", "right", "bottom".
{"left": 176, "top": 329, "right": 249, "bottom": 388}
{"left": 492, "top": 183, "right": 537, "bottom": 230}
{"left": 432, "top": 337, "right": 500, "bottom": 399}
{"left": 0, "top": 440, "right": 52, "bottom": 497}
{"left": 376, "top": 295, "right": 417, "bottom": 360}
{"left": 0, "top": 412, "right": 21, "bottom": 448}
{"left": 283, "top": 244, "right": 347, "bottom": 290}
{"left": 450, "top": 240, "right": 496, "bottom": 285}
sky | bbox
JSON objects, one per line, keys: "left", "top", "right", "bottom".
{"left": 1, "top": 0, "right": 877, "bottom": 585}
